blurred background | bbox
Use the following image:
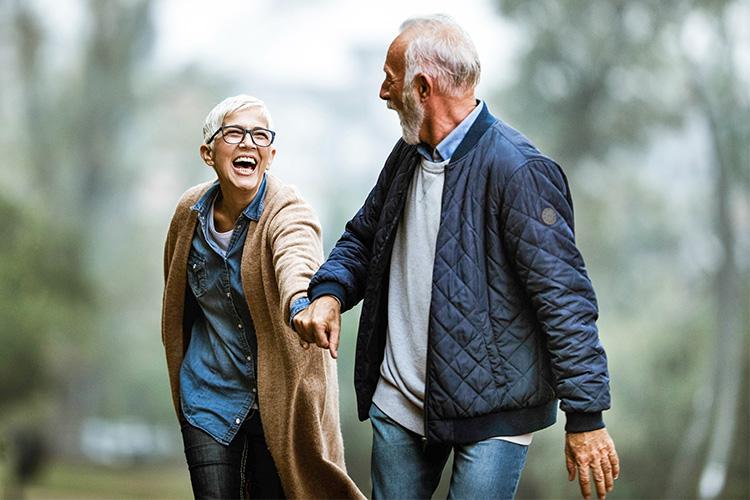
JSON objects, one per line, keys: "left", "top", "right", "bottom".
{"left": 0, "top": 0, "right": 748, "bottom": 498}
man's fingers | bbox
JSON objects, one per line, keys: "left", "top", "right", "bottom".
{"left": 293, "top": 297, "right": 343, "bottom": 355}
{"left": 609, "top": 449, "right": 620, "bottom": 480}
{"left": 328, "top": 323, "right": 340, "bottom": 359}
{"left": 577, "top": 465, "right": 592, "bottom": 500}
{"left": 566, "top": 451, "right": 576, "bottom": 481}
{"left": 312, "top": 322, "right": 330, "bottom": 349}
{"left": 591, "top": 463, "right": 607, "bottom": 499}
{"left": 601, "top": 455, "right": 614, "bottom": 492}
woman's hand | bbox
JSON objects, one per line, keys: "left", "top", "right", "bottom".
{"left": 293, "top": 295, "right": 341, "bottom": 359}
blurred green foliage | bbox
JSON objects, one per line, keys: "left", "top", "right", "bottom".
{"left": 0, "top": 0, "right": 747, "bottom": 499}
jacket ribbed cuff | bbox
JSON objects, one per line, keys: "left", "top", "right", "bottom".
{"left": 564, "top": 412, "right": 605, "bottom": 433}
{"left": 308, "top": 282, "right": 346, "bottom": 308}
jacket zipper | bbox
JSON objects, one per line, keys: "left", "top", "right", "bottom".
{"left": 423, "top": 318, "right": 433, "bottom": 450}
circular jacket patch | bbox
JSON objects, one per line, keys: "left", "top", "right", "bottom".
{"left": 541, "top": 207, "right": 557, "bottom": 225}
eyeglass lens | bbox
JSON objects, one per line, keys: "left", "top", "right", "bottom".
{"left": 222, "top": 126, "right": 273, "bottom": 146}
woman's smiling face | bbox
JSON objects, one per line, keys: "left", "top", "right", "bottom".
{"left": 201, "top": 106, "right": 276, "bottom": 201}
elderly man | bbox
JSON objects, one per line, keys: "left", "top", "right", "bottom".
{"left": 294, "top": 15, "right": 619, "bottom": 500}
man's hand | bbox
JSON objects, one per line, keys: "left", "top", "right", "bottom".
{"left": 565, "top": 428, "right": 620, "bottom": 500}
{"left": 292, "top": 295, "right": 341, "bottom": 359}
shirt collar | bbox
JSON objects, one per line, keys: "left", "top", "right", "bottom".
{"left": 191, "top": 173, "right": 268, "bottom": 222}
{"left": 416, "top": 100, "right": 485, "bottom": 162}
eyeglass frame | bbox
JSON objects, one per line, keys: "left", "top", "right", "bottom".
{"left": 205, "top": 125, "right": 276, "bottom": 147}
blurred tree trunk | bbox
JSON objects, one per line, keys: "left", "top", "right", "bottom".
{"left": 676, "top": 20, "right": 748, "bottom": 498}
{"left": 9, "top": 0, "right": 154, "bottom": 458}
{"left": 496, "top": 1, "right": 749, "bottom": 497}
{"left": 669, "top": 60, "right": 747, "bottom": 499}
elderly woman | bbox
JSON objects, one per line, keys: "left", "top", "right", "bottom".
{"left": 161, "top": 95, "right": 363, "bottom": 499}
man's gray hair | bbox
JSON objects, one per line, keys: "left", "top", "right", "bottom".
{"left": 399, "top": 14, "right": 481, "bottom": 96}
{"left": 202, "top": 94, "right": 273, "bottom": 144}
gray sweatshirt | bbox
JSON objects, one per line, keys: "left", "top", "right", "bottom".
{"left": 372, "top": 157, "right": 532, "bottom": 446}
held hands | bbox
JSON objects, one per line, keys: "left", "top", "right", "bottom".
{"left": 292, "top": 295, "right": 341, "bottom": 359}
{"left": 565, "top": 428, "right": 620, "bottom": 500}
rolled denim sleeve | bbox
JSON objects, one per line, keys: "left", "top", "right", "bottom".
{"left": 288, "top": 296, "right": 310, "bottom": 327}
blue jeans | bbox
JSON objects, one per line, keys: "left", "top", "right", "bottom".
{"left": 180, "top": 411, "right": 284, "bottom": 499}
{"left": 369, "top": 404, "right": 528, "bottom": 500}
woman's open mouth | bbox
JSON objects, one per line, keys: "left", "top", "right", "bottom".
{"left": 232, "top": 156, "right": 257, "bottom": 173}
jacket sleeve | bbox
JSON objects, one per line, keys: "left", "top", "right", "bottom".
{"left": 500, "top": 159, "right": 610, "bottom": 432}
{"left": 268, "top": 193, "right": 325, "bottom": 323}
{"left": 308, "top": 141, "right": 407, "bottom": 312}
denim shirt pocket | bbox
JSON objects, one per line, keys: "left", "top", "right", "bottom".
{"left": 187, "top": 254, "right": 208, "bottom": 298}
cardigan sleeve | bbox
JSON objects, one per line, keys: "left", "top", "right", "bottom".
{"left": 163, "top": 215, "right": 178, "bottom": 283}
{"left": 268, "top": 192, "right": 324, "bottom": 323}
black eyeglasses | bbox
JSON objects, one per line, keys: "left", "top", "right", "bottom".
{"left": 206, "top": 125, "right": 276, "bottom": 147}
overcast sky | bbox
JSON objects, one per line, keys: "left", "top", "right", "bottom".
{"left": 153, "top": 0, "right": 519, "bottom": 92}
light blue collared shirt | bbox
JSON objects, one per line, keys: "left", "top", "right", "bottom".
{"left": 416, "top": 100, "right": 485, "bottom": 162}
{"left": 180, "top": 176, "right": 267, "bottom": 445}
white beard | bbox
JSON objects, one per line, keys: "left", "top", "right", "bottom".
{"left": 392, "top": 87, "right": 424, "bottom": 145}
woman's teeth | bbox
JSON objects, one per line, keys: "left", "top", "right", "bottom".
{"left": 233, "top": 156, "right": 257, "bottom": 168}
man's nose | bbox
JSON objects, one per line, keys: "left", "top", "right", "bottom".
{"left": 379, "top": 81, "right": 389, "bottom": 101}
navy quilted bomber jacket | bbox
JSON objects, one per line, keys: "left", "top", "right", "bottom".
{"left": 308, "top": 105, "right": 611, "bottom": 443}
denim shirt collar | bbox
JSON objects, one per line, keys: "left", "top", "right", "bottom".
{"left": 417, "top": 100, "right": 484, "bottom": 162}
{"left": 190, "top": 173, "right": 268, "bottom": 222}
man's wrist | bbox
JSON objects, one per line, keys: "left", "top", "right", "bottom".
{"left": 564, "top": 411, "right": 605, "bottom": 433}
{"left": 322, "top": 294, "right": 341, "bottom": 308}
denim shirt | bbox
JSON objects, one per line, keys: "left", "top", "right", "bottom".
{"left": 179, "top": 176, "right": 267, "bottom": 445}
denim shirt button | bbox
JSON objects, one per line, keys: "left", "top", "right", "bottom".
{"left": 238, "top": 323, "right": 242, "bottom": 329}
{"left": 235, "top": 418, "right": 241, "bottom": 425}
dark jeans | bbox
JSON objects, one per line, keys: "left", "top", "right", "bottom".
{"left": 180, "top": 411, "right": 285, "bottom": 499}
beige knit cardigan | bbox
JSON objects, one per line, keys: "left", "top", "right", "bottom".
{"left": 161, "top": 174, "right": 364, "bottom": 499}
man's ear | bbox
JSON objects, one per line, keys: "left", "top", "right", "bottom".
{"left": 415, "top": 73, "right": 433, "bottom": 101}
{"left": 200, "top": 143, "right": 214, "bottom": 166}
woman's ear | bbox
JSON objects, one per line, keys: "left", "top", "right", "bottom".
{"left": 269, "top": 147, "right": 276, "bottom": 164}
{"left": 265, "top": 146, "right": 277, "bottom": 171}
{"left": 200, "top": 143, "right": 214, "bottom": 166}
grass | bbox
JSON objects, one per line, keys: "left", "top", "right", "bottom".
{"left": 22, "top": 460, "right": 192, "bottom": 499}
